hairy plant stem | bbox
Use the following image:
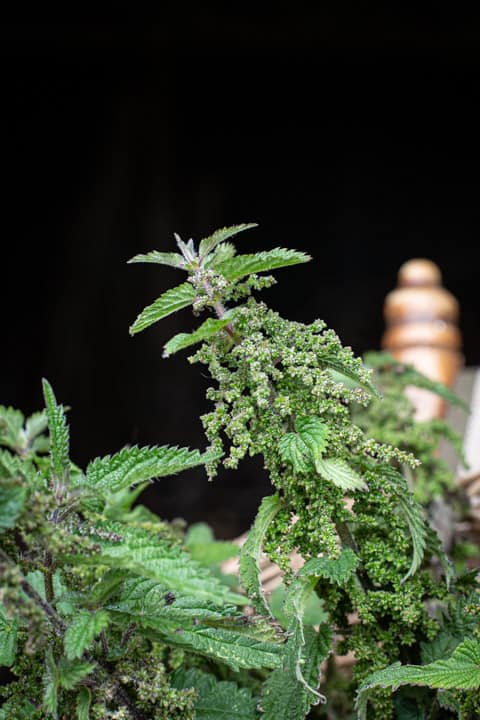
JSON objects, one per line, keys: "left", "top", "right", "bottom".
{"left": 200, "top": 277, "right": 237, "bottom": 339}
{"left": 44, "top": 551, "right": 55, "bottom": 603}
{"left": 121, "top": 622, "right": 137, "bottom": 646}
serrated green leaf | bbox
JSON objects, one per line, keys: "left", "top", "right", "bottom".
{"left": 0, "top": 479, "right": 26, "bottom": 531}
{"left": 76, "top": 686, "right": 92, "bottom": 720}
{"left": 198, "top": 223, "right": 258, "bottom": 258}
{"left": 204, "top": 241, "right": 237, "bottom": 268}
{"left": 0, "top": 450, "right": 40, "bottom": 486}
{"left": 42, "top": 379, "right": 70, "bottom": 484}
{"left": 327, "top": 368, "right": 362, "bottom": 390}
{"left": 382, "top": 467, "right": 427, "bottom": 582}
{"left": 239, "top": 494, "right": 282, "bottom": 614}
{"left": 24, "top": 570, "right": 46, "bottom": 600}
{"left": 279, "top": 418, "right": 331, "bottom": 477}
{"left": 127, "top": 250, "right": 186, "bottom": 268}
{"left": 64, "top": 610, "right": 110, "bottom": 660}
{"left": 85, "top": 445, "right": 219, "bottom": 493}
{"left": 216, "top": 248, "right": 311, "bottom": 282}
{"left": 278, "top": 433, "right": 310, "bottom": 474}
{"left": 152, "top": 623, "right": 281, "bottom": 672}
{"left": 129, "top": 282, "right": 196, "bottom": 335}
{"left": 43, "top": 681, "right": 58, "bottom": 717}
{"left": 356, "top": 639, "right": 480, "bottom": 720}
{"left": 110, "top": 578, "right": 280, "bottom": 670}
{"left": 299, "top": 547, "right": 359, "bottom": 585}
{"left": 67, "top": 523, "right": 246, "bottom": 605}
{"left": 172, "top": 667, "right": 258, "bottom": 719}
{"left": 0, "top": 605, "right": 18, "bottom": 666}
{"left": 295, "top": 416, "right": 329, "bottom": 471}
{"left": 315, "top": 457, "right": 367, "bottom": 492}
{"left": 53, "top": 571, "right": 77, "bottom": 617}
{"left": 43, "top": 648, "right": 59, "bottom": 718}
{"left": 163, "top": 316, "right": 233, "bottom": 357}
{"left": 437, "top": 689, "right": 461, "bottom": 713}
{"left": 57, "top": 657, "right": 96, "bottom": 690}
{"left": 399, "top": 499, "right": 427, "bottom": 583}
{"left": 0, "top": 405, "right": 24, "bottom": 450}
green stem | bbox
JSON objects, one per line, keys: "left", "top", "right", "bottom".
{"left": 201, "top": 278, "right": 238, "bottom": 339}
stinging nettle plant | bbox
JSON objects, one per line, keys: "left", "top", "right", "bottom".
{"left": 0, "top": 381, "right": 283, "bottom": 718}
{"left": 0, "top": 222, "right": 479, "bottom": 719}
{"left": 128, "top": 224, "right": 480, "bottom": 719}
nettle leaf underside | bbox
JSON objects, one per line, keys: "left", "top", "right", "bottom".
{"left": 315, "top": 458, "right": 368, "bottom": 492}
{"left": 382, "top": 466, "right": 427, "bottom": 582}
{"left": 110, "top": 581, "right": 281, "bottom": 670}
{"left": 127, "top": 250, "right": 186, "bottom": 268}
{"left": 239, "top": 494, "right": 282, "bottom": 615}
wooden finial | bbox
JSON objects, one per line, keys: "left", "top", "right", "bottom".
{"left": 382, "top": 258, "right": 463, "bottom": 420}
{"left": 398, "top": 258, "right": 442, "bottom": 287}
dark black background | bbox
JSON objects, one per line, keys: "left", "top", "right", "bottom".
{"left": 2, "top": 15, "right": 480, "bottom": 535}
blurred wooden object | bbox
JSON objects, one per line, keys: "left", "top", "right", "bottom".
{"left": 382, "top": 258, "right": 463, "bottom": 421}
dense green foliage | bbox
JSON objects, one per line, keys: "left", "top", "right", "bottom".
{"left": 2, "top": 223, "right": 479, "bottom": 719}
{"left": 127, "top": 224, "right": 480, "bottom": 719}
{"left": 0, "top": 383, "right": 282, "bottom": 718}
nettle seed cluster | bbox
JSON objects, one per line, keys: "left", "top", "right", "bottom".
{"left": 127, "top": 225, "right": 476, "bottom": 719}
{"left": 193, "top": 301, "right": 439, "bottom": 677}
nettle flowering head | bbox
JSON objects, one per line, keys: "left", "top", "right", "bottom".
{"left": 127, "top": 223, "right": 311, "bottom": 354}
